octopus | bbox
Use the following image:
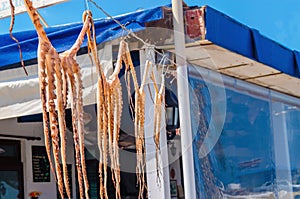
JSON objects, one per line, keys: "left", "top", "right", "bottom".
{"left": 22, "top": 0, "right": 93, "bottom": 198}
{"left": 123, "top": 47, "right": 154, "bottom": 199}
{"left": 86, "top": 23, "right": 124, "bottom": 199}
{"left": 121, "top": 44, "right": 166, "bottom": 198}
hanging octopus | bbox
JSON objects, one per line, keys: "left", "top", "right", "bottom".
{"left": 85, "top": 24, "right": 124, "bottom": 199}
{"left": 122, "top": 43, "right": 167, "bottom": 199}
{"left": 23, "top": 0, "right": 93, "bottom": 198}
{"left": 82, "top": 14, "right": 109, "bottom": 199}
{"left": 122, "top": 43, "right": 151, "bottom": 199}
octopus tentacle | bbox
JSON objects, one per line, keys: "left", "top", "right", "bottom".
{"left": 9, "top": 0, "right": 27, "bottom": 75}
{"left": 109, "top": 79, "right": 122, "bottom": 199}
{"left": 152, "top": 73, "right": 165, "bottom": 183}
{"left": 141, "top": 92, "right": 147, "bottom": 195}
{"left": 84, "top": 16, "right": 108, "bottom": 199}
{"left": 130, "top": 85, "right": 144, "bottom": 199}
{"left": 72, "top": 59, "right": 90, "bottom": 199}
{"left": 114, "top": 82, "right": 122, "bottom": 199}
{"left": 61, "top": 58, "right": 69, "bottom": 109}
{"left": 38, "top": 42, "right": 57, "bottom": 181}
{"left": 97, "top": 78, "right": 108, "bottom": 199}
{"left": 45, "top": 48, "right": 64, "bottom": 199}
{"left": 68, "top": 13, "right": 92, "bottom": 57}
{"left": 139, "top": 61, "right": 151, "bottom": 186}
{"left": 122, "top": 42, "right": 147, "bottom": 199}
{"left": 23, "top": 0, "right": 49, "bottom": 43}
{"left": 107, "top": 85, "right": 115, "bottom": 185}
{"left": 64, "top": 56, "right": 85, "bottom": 199}
{"left": 154, "top": 93, "right": 163, "bottom": 182}
{"left": 102, "top": 100, "right": 109, "bottom": 199}
{"left": 54, "top": 53, "right": 71, "bottom": 199}
{"left": 121, "top": 42, "right": 139, "bottom": 90}
{"left": 100, "top": 78, "right": 109, "bottom": 199}
{"left": 93, "top": 41, "right": 107, "bottom": 199}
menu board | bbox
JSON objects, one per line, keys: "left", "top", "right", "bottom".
{"left": 32, "top": 146, "right": 50, "bottom": 182}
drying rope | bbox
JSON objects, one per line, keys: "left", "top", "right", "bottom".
{"left": 83, "top": 0, "right": 90, "bottom": 11}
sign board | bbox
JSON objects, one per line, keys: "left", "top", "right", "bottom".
{"left": 32, "top": 145, "right": 50, "bottom": 182}
{"left": 0, "top": 0, "right": 68, "bottom": 19}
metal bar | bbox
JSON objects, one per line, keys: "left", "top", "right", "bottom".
{"left": 172, "top": 0, "right": 197, "bottom": 198}
{"left": 0, "top": 134, "right": 41, "bottom": 141}
{"left": 36, "top": 10, "right": 49, "bottom": 28}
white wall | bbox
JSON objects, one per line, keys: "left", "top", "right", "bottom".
{"left": 0, "top": 117, "right": 76, "bottom": 199}
{"left": 168, "top": 138, "right": 183, "bottom": 199}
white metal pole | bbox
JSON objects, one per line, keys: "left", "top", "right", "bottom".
{"left": 172, "top": 0, "right": 197, "bottom": 198}
{"left": 140, "top": 49, "right": 171, "bottom": 199}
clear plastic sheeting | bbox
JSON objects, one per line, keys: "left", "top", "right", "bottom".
{"left": 283, "top": 104, "right": 300, "bottom": 198}
{"left": 189, "top": 64, "right": 300, "bottom": 199}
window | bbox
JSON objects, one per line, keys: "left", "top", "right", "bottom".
{"left": 0, "top": 140, "right": 23, "bottom": 199}
{"left": 189, "top": 65, "right": 300, "bottom": 198}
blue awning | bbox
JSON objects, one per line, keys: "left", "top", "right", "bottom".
{"left": 1, "top": 4, "right": 300, "bottom": 81}
{"left": 0, "top": 5, "right": 165, "bottom": 68}
{"left": 205, "top": 6, "right": 300, "bottom": 78}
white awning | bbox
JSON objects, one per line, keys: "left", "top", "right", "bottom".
{"left": 0, "top": 45, "right": 112, "bottom": 120}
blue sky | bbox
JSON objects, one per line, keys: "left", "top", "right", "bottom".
{"left": 1, "top": 0, "right": 300, "bottom": 51}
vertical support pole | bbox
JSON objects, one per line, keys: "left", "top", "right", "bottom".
{"left": 172, "top": 1, "right": 197, "bottom": 198}
{"left": 140, "top": 49, "right": 171, "bottom": 199}
{"left": 271, "top": 101, "right": 293, "bottom": 198}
